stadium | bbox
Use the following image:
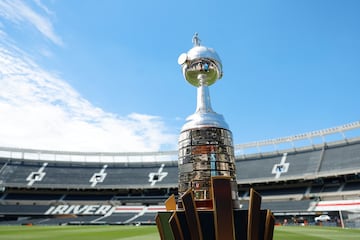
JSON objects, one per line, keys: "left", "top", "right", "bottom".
{"left": 0, "top": 121, "right": 360, "bottom": 229}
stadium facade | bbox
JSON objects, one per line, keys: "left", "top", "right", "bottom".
{"left": 0, "top": 121, "right": 360, "bottom": 227}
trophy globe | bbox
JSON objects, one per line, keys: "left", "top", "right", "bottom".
{"left": 178, "top": 33, "right": 223, "bottom": 87}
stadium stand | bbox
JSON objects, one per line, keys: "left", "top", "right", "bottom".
{"left": 0, "top": 121, "right": 360, "bottom": 227}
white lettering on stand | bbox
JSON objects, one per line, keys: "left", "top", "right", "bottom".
{"left": 44, "top": 205, "right": 114, "bottom": 215}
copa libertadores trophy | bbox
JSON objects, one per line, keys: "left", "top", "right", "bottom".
{"left": 155, "top": 34, "right": 275, "bottom": 240}
{"left": 177, "top": 33, "right": 239, "bottom": 209}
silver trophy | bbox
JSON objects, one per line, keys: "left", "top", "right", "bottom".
{"left": 155, "top": 34, "right": 274, "bottom": 240}
{"left": 177, "top": 33, "right": 239, "bottom": 209}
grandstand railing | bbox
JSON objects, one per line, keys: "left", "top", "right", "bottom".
{"left": 0, "top": 148, "right": 178, "bottom": 163}
{"left": 0, "top": 121, "right": 359, "bottom": 163}
{"left": 235, "top": 121, "right": 360, "bottom": 156}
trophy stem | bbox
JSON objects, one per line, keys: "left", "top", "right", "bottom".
{"left": 196, "top": 75, "right": 214, "bottom": 113}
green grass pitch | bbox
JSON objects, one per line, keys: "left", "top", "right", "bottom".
{"left": 0, "top": 225, "right": 360, "bottom": 239}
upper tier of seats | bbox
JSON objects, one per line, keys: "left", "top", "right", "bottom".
{"left": 0, "top": 138, "right": 360, "bottom": 189}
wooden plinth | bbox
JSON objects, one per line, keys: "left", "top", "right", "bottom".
{"left": 156, "top": 176, "right": 275, "bottom": 240}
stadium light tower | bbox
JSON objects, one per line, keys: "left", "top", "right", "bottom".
{"left": 177, "top": 33, "right": 239, "bottom": 209}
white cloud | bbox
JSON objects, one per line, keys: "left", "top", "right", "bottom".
{"left": 33, "top": 0, "right": 54, "bottom": 16}
{"left": 0, "top": 0, "right": 63, "bottom": 46}
{"left": 0, "top": 37, "right": 177, "bottom": 152}
{"left": 0, "top": 0, "right": 178, "bottom": 152}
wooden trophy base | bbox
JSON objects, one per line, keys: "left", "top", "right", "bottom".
{"left": 156, "top": 176, "right": 275, "bottom": 240}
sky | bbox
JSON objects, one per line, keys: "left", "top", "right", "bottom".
{"left": 0, "top": 0, "right": 359, "bottom": 152}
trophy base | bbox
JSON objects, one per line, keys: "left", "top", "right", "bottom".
{"left": 156, "top": 176, "right": 275, "bottom": 240}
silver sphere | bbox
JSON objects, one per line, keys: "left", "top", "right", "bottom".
{"left": 178, "top": 35, "right": 223, "bottom": 87}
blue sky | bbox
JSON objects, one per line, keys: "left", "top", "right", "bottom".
{"left": 0, "top": 0, "right": 359, "bottom": 152}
